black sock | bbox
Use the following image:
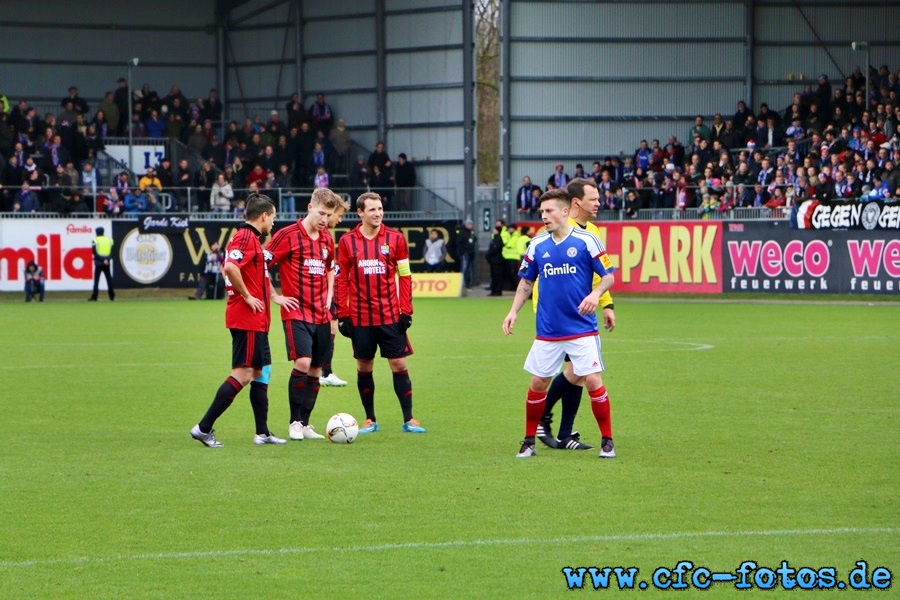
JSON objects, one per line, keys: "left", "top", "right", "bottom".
{"left": 322, "top": 335, "right": 335, "bottom": 377}
{"left": 557, "top": 381, "right": 584, "bottom": 440}
{"left": 199, "top": 376, "right": 242, "bottom": 432}
{"left": 299, "top": 375, "right": 320, "bottom": 425}
{"left": 541, "top": 372, "right": 568, "bottom": 421}
{"left": 358, "top": 370, "right": 376, "bottom": 422}
{"left": 392, "top": 369, "right": 413, "bottom": 422}
{"left": 289, "top": 368, "right": 306, "bottom": 423}
{"left": 249, "top": 381, "right": 269, "bottom": 435}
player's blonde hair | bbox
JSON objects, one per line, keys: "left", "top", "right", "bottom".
{"left": 310, "top": 187, "right": 341, "bottom": 210}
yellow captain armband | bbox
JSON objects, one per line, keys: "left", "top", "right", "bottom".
{"left": 397, "top": 259, "right": 411, "bottom": 277}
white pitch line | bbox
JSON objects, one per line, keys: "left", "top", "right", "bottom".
{"left": 1, "top": 527, "right": 895, "bottom": 569}
{"left": 0, "top": 362, "right": 214, "bottom": 370}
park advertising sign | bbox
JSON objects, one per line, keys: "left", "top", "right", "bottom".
{"left": 521, "top": 220, "right": 723, "bottom": 293}
{"left": 0, "top": 219, "right": 104, "bottom": 291}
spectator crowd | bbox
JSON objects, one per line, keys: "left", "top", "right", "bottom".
{"left": 2, "top": 63, "right": 900, "bottom": 217}
{"left": 515, "top": 65, "right": 900, "bottom": 218}
{"left": 0, "top": 82, "right": 417, "bottom": 216}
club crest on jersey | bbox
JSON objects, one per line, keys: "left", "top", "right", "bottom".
{"left": 380, "top": 244, "right": 390, "bottom": 255}
{"left": 263, "top": 249, "right": 273, "bottom": 262}
{"left": 566, "top": 247, "right": 577, "bottom": 258}
{"left": 229, "top": 249, "right": 244, "bottom": 261}
{"left": 322, "top": 248, "right": 329, "bottom": 260}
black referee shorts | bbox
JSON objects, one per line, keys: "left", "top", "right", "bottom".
{"left": 230, "top": 329, "right": 271, "bottom": 370}
{"left": 283, "top": 319, "right": 331, "bottom": 366}
{"left": 351, "top": 323, "right": 413, "bottom": 361}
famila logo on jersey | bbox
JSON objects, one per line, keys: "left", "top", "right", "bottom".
{"left": 542, "top": 263, "right": 577, "bottom": 277}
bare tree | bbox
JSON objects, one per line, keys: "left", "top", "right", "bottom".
{"left": 475, "top": 0, "right": 500, "bottom": 185}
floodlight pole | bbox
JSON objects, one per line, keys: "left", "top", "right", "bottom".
{"left": 127, "top": 58, "right": 139, "bottom": 172}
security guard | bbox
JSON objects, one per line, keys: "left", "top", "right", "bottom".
{"left": 89, "top": 226, "right": 115, "bottom": 301}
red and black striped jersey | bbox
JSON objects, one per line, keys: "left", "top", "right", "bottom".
{"left": 265, "top": 220, "right": 335, "bottom": 325}
{"left": 224, "top": 224, "right": 271, "bottom": 332}
{"left": 335, "top": 223, "right": 412, "bottom": 326}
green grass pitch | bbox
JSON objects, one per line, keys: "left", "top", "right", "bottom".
{"left": 0, "top": 296, "right": 897, "bottom": 598}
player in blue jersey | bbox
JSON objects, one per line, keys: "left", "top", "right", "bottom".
{"left": 502, "top": 187, "right": 616, "bottom": 459}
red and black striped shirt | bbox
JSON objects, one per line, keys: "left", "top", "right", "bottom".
{"left": 224, "top": 224, "right": 271, "bottom": 332}
{"left": 336, "top": 223, "right": 412, "bottom": 326}
{"left": 265, "top": 220, "right": 335, "bottom": 325}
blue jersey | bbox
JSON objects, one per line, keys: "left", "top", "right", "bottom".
{"left": 519, "top": 227, "right": 615, "bottom": 340}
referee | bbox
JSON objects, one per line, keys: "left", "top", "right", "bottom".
{"left": 89, "top": 226, "right": 115, "bottom": 301}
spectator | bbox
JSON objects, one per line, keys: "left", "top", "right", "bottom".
{"left": 313, "top": 164, "right": 330, "bottom": 189}
{"left": 308, "top": 93, "right": 334, "bottom": 135}
{"left": 124, "top": 187, "right": 148, "bottom": 215}
{"left": 60, "top": 86, "right": 89, "bottom": 116}
{"left": 273, "top": 163, "right": 296, "bottom": 214}
{"left": 145, "top": 109, "right": 165, "bottom": 138}
{"left": 623, "top": 188, "right": 641, "bottom": 218}
{"left": 245, "top": 162, "right": 267, "bottom": 188}
{"left": 485, "top": 223, "right": 505, "bottom": 296}
{"left": 14, "top": 182, "right": 41, "bottom": 213}
{"left": 367, "top": 140, "right": 391, "bottom": 173}
{"left": 294, "top": 121, "right": 316, "bottom": 184}
{"left": 370, "top": 163, "right": 393, "bottom": 209}
{"left": 80, "top": 161, "right": 102, "bottom": 208}
{"left": 394, "top": 153, "right": 417, "bottom": 211}
{"left": 24, "top": 260, "right": 45, "bottom": 302}
{"left": 547, "top": 163, "right": 569, "bottom": 189}
{"left": 139, "top": 167, "right": 163, "bottom": 212}
{"left": 205, "top": 89, "right": 223, "bottom": 124}
{"left": 634, "top": 140, "right": 652, "bottom": 171}
{"left": 455, "top": 219, "right": 478, "bottom": 289}
{"left": 329, "top": 118, "right": 351, "bottom": 173}
{"left": 349, "top": 154, "right": 369, "bottom": 199}
{"left": 186, "top": 124, "right": 208, "bottom": 155}
{"left": 210, "top": 172, "right": 234, "bottom": 213}
{"left": 423, "top": 229, "right": 447, "bottom": 273}
{"left": 309, "top": 141, "right": 328, "bottom": 178}
{"left": 194, "top": 161, "right": 215, "bottom": 212}
{"left": 688, "top": 115, "right": 710, "bottom": 142}
{"left": 113, "top": 78, "right": 129, "bottom": 135}
{"left": 516, "top": 175, "right": 540, "bottom": 217}
{"left": 285, "top": 92, "right": 307, "bottom": 130}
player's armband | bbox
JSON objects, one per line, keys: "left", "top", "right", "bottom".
{"left": 397, "top": 259, "right": 411, "bottom": 277}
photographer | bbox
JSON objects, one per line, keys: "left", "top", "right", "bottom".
{"left": 24, "top": 260, "right": 45, "bottom": 302}
{"left": 189, "top": 241, "right": 225, "bottom": 300}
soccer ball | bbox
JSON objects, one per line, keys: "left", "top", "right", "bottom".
{"left": 326, "top": 413, "right": 359, "bottom": 444}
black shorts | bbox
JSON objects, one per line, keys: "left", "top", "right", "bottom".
{"left": 283, "top": 320, "right": 331, "bottom": 366}
{"left": 230, "top": 329, "right": 271, "bottom": 370}
{"left": 351, "top": 323, "right": 413, "bottom": 361}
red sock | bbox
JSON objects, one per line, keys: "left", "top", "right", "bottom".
{"left": 589, "top": 386, "right": 612, "bottom": 438}
{"left": 525, "top": 388, "right": 547, "bottom": 438}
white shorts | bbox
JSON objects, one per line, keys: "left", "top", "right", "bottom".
{"left": 523, "top": 336, "right": 605, "bottom": 378}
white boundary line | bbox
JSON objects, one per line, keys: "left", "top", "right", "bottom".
{"left": 1, "top": 527, "right": 895, "bottom": 569}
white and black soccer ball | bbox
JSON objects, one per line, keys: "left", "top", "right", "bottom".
{"left": 326, "top": 413, "right": 358, "bottom": 444}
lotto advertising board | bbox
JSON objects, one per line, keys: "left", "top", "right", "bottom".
{"left": 722, "top": 221, "right": 900, "bottom": 294}
{"left": 0, "top": 219, "right": 106, "bottom": 291}
{"left": 111, "top": 219, "right": 464, "bottom": 289}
